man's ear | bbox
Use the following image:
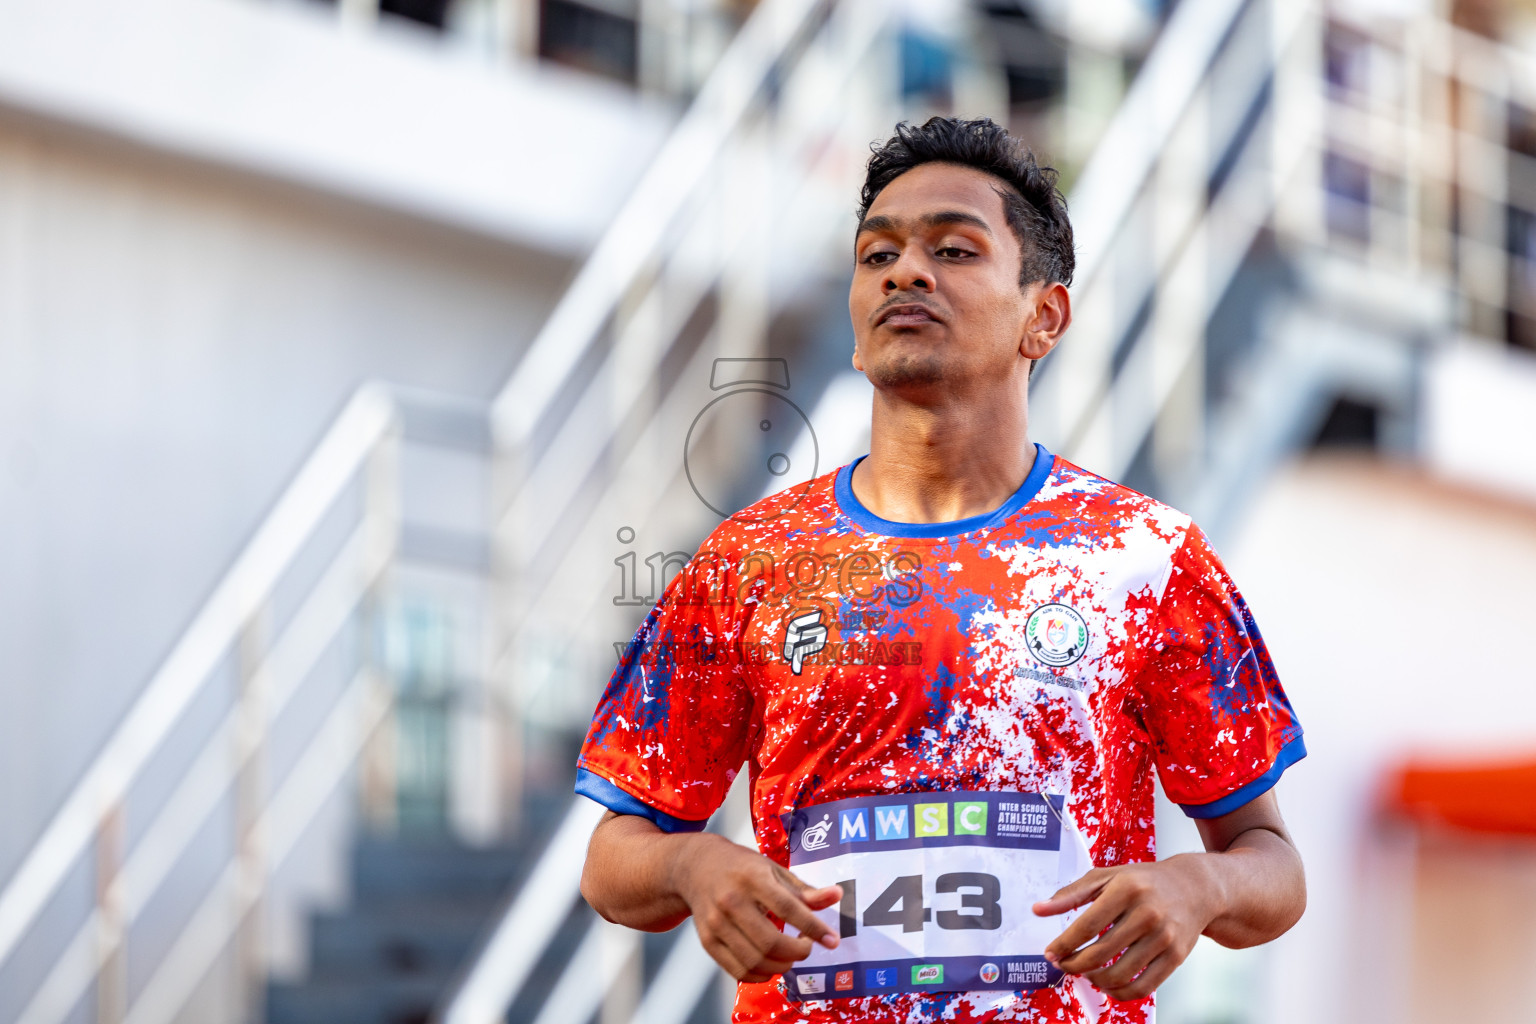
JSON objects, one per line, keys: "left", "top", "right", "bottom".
{"left": 1020, "top": 281, "right": 1072, "bottom": 362}
{"left": 852, "top": 342, "right": 865, "bottom": 373}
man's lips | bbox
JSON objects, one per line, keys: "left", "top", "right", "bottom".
{"left": 875, "top": 303, "right": 942, "bottom": 327}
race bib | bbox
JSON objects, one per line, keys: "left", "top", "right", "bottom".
{"left": 779, "top": 791, "right": 1080, "bottom": 1001}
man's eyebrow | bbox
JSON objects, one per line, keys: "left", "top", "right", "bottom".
{"left": 921, "top": 210, "right": 993, "bottom": 234}
{"left": 856, "top": 214, "right": 900, "bottom": 235}
{"left": 855, "top": 211, "right": 994, "bottom": 236}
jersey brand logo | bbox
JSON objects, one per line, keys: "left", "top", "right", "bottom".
{"left": 1025, "top": 603, "right": 1089, "bottom": 667}
{"left": 800, "top": 814, "right": 833, "bottom": 851}
{"left": 783, "top": 609, "right": 828, "bottom": 674}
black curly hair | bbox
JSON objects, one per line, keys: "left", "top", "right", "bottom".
{"left": 858, "top": 117, "right": 1075, "bottom": 289}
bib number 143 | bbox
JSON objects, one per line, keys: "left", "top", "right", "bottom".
{"left": 836, "top": 872, "right": 1003, "bottom": 937}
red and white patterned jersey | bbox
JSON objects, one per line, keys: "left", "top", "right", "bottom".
{"left": 577, "top": 444, "right": 1304, "bottom": 1023}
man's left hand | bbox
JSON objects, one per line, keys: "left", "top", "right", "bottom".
{"left": 1031, "top": 855, "right": 1218, "bottom": 1001}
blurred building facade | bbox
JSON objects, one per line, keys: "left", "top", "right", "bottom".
{"left": 0, "top": 0, "right": 1534, "bottom": 1023}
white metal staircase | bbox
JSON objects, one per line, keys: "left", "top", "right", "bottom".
{"left": 3, "top": 0, "right": 1535, "bottom": 1021}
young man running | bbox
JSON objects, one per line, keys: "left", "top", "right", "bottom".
{"left": 575, "top": 117, "right": 1306, "bottom": 1023}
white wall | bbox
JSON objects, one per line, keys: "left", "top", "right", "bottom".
{"left": 1218, "top": 456, "right": 1536, "bottom": 1024}
{"left": 1425, "top": 338, "right": 1536, "bottom": 505}
{"left": 0, "top": 114, "right": 662, "bottom": 899}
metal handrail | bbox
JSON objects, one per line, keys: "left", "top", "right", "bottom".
{"left": 0, "top": 384, "right": 397, "bottom": 980}
{"left": 1057, "top": 0, "right": 1314, "bottom": 480}
{"left": 488, "top": 0, "right": 830, "bottom": 447}
{"left": 1035, "top": 0, "right": 1269, "bottom": 470}
{"left": 1041, "top": 0, "right": 1529, "bottom": 493}
{"left": 439, "top": 798, "right": 606, "bottom": 1024}
{"left": 497, "top": 0, "right": 895, "bottom": 706}
{"left": 1064, "top": 0, "right": 1253, "bottom": 297}
{"left": 442, "top": 1, "right": 896, "bottom": 1021}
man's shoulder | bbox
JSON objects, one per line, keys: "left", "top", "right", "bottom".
{"left": 1009, "top": 453, "right": 1197, "bottom": 559}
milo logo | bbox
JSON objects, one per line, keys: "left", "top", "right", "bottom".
{"left": 911, "top": 964, "right": 944, "bottom": 985}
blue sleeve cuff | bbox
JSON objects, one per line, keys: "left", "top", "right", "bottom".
{"left": 1178, "top": 734, "right": 1307, "bottom": 819}
{"left": 575, "top": 767, "right": 711, "bottom": 833}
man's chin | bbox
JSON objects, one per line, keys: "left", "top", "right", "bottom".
{"left": 867, "top": 356, "right": 946, "bottom": 391}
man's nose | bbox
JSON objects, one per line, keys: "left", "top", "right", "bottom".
{"left": 883, "top": 249, "right": 935, "bottom": 293}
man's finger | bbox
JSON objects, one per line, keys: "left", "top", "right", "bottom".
{"left": 774, "top": 868, "right": 842, "bottom": 949}
{"left": 700, "top": 929, "right": 752, "bottom": 981}
{"left": 734, "top": 899, "right": 814, "bottom": 964}
{"left": 712, "top": 915, "right": 775, "bottom": 975}
{"left": 1055, "top": 916, "right": 1141, "bottom": 975}
{"left": 1055, "top": 903, "right": 1159, "bottom": 974}
{"left": 1043, "top": 884, "right": 1131, "bottom": 965}
{"left": 723, "top": 917, "right": 798, "bottom": 979}
{"left": 1084, "top": 929, "right": 1163, "bottom": 990}
{"left": 1033, "top": 867, "right": 1112, "bottom": 917}
{"left": 802, "top": 885, "right": 843, "bottom": 910}
{"left": 767, "top": 896, "right": 838, "bottom": 953}
{"left": 1102, "top": 950, "right": 1178, "bottom": 1002}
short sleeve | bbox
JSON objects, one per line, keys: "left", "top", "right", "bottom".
{"left": 576, "top": 547, "right": 755, "bottom": 832}
{"left": 1137, "top": 527, "right": 1305, "bottom": 818}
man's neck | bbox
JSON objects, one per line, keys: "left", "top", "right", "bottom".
{"left": 850, "top": 388, "right": 1035, "bottom": 525}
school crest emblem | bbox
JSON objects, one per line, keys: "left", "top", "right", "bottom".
{"left": 1025, "top": 603, "right": 1089, "bottom": 667}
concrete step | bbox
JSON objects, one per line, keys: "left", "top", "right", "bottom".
{"left": 266, "top": 973, "right": 444, "bottom": 1024}
{"left": 308, "top": 903, "right": 489, "bottom": 978}
{"left": 350, "top": 838, "right": 525, "bottom": 899}
{"left": 269, "top": 787, "right": 582, "bottom": 1024}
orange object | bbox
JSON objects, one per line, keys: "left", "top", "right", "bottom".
{"left": 1387, "top": 755, "right": 1536, "bottom": 836}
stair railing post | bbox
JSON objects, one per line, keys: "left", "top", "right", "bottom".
{"left": 488, "top": 439, "right": 529, "bottom": 840}
{"left": 94, "top": 800, "right": 126, "bottom": 1024}
{"left": 233, "top": 603, "right": 271, "bottom": 1024}
{"left": 1146, "top": 77, "right": 1211, "bottom": 500}
{"left": 599, "top": 925, "right": 643, "bottom": 1024}
{"left": 1271, "top": 0, "right": 1325, "bottom": 253}
{"left": 360, "top": 406, "right": 404, "bottom": 833}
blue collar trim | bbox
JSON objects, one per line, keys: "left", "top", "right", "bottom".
{"left": 833, "top": 443, "right": 1055, "bottom": 539}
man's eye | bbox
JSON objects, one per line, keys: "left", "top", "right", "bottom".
{"left": 936, "top": 247, "right": 973, "bottom": 259}
{"left": 860, "top": 251, "right": 897, "bottom": 265}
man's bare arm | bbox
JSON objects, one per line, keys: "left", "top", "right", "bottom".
{"left": 581, "top": 810, "right": 843, "bottom": 983}
{"left": 1031, "top": 791, "right": 1305, "bottom": 1000}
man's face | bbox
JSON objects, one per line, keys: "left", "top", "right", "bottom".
{"left": 850, "top": 162, "right": 1039, "bottom": 400}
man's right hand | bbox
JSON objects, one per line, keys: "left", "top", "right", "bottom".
{"left": 671, "top": 832, "right": 842, "bottom": 982}
{"left": 580, "top": 811, "right": 841, "bottom": 984}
